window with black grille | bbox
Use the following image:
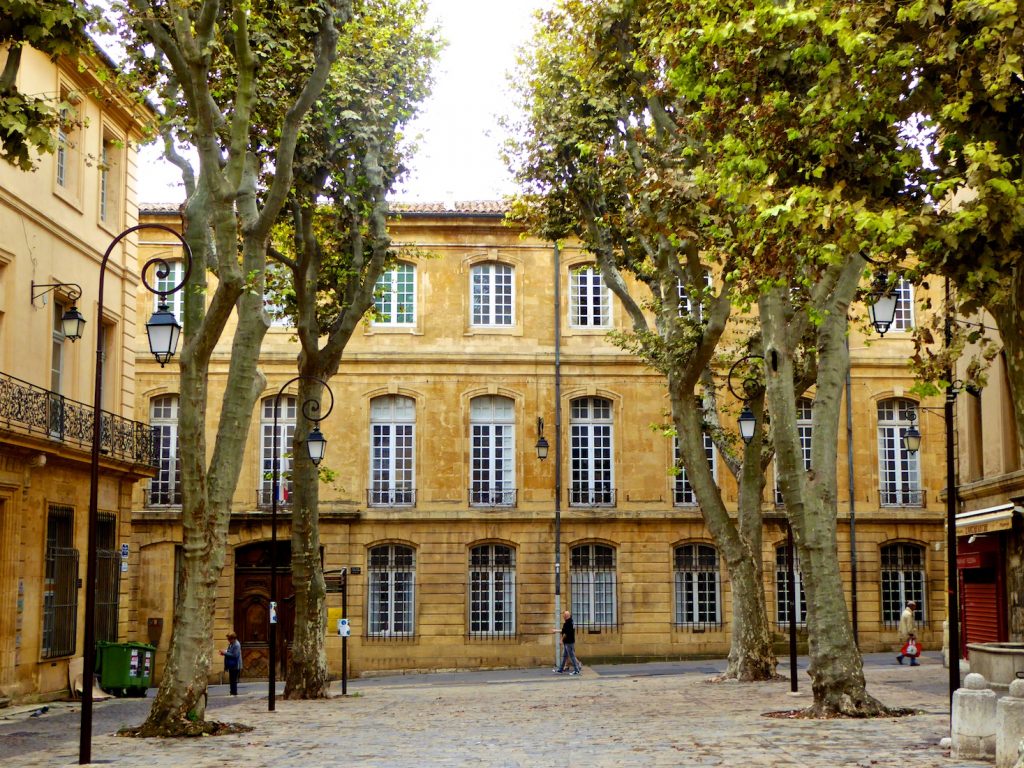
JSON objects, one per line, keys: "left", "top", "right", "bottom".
{"left": 42, "top": 505, "right": 78, "bottom": 658}
{"left": 775, "top": 544, "right": 807, "bottom": 629}
{"left": 881, "top": 542, "right": 925, "bottom": 627}
{"left": 469, "top": 544, "right": 516, "bottom": 638}
{"left": 367, "top": 544, "right": 415, "bottom": 639}
{"left": 570, "top": 543, "right": 617, "bottom": 630}
{"left": 674, "top": 543, "right": 722, "bottom": 630}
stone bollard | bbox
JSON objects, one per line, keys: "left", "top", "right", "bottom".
{"left": 998, "top": 679, "right": 1024, "bottom": 768}
{"left": 953, "top": 673, "right": 997, "bottom": 759}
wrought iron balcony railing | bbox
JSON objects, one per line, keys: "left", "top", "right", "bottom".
{"left": 0, "top": 371, "right": 156, "bottom": 466}
{"left": 257, "top": 485, "right": 294, "bottom": 508}
{"left": 367, "top": 486, "right": 416, "bottom": 507}
{"left": 569, "top": 485, "right": 617, "bottom": 508}
{"left": 468, "top": 487, "right": 517, "bottom": 508}
{"left": 879, "top": 486, "right": 926, "bottom": 508}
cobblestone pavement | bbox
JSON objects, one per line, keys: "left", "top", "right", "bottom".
{"left": 0, "top": 653, "right": 989, "bottom": 767}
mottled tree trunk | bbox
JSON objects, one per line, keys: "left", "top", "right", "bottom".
{"left": 760, "top": 265, "right": 887, "bottom": 716}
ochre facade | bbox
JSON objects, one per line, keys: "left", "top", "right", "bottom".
{"left": 130, "top": 205, "right": 949, "bottom": 683}
{"left": 0, "top": 43, "right": 153, "bottom": 703}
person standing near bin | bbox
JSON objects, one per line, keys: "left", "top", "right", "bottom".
{"left": 553, "top": 610, "right": 582, "bottom": 675}
{"left": 220, "top": 632, "right": 242, "bottom": 694}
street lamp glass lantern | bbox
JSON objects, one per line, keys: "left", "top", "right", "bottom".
{"left": 738, "top": 406, "right": 756, "bottom": 444}
{"left": 146, "top": 303, "right": 181, "bottom": 366}
{"left": 306, "top": 425, "right": 327, "bottom": 465}
{"left": 902, "top": 423, "right": 921, "bottom": 454}
{"left": 61, "top": 305, "right": 86, "bottom": 341}
{"left": 868, "top": 282, "right": 899, "bottom": 337}
{"left": 535, "top": 435, "right": 549, "bottom": 460}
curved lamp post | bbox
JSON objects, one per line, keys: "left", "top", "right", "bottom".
{"left": 727, "top": 354, "right": 798, "bottom": 691}
{"left": 268, "top": 376, "right": 333, "bottom": 712}
{"left": 80, "top": 224, "right": 192, "bottom": 765}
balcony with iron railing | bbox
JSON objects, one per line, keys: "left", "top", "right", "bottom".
{"left": 367, "top": 486, "right": 417, "bottom": 508}
{"left": 0, "top": 371, "right": 156, "bottom": 466}
{"left": 468, "top": 486, "right": 517, "bottom": 508}
{"left": 569, "top": 485, "right": 617, "bottom": 508}
{"left": 880, "top": 486, "right": 926, "bottom": 508}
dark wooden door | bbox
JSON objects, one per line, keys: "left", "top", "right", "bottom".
{"left": 233, "top": 542, "right": 293, "bottom": 678}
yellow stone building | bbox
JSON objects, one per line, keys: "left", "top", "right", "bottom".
{"left": 131, "top": 203, "right": 951, "bottom": 682}
{"left": 0, "top": 43, "right": 153, "bottom": 703}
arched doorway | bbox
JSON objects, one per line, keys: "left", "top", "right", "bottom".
{"left": 233, "top": 541, "right": 294, "bottom": 678}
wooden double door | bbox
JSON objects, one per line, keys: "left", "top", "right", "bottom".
{"left": 233, "top": 542, "right": 294, "bottom": 679}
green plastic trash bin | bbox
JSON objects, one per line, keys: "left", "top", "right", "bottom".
{"left": 95, "top": 641, "right": 155, "bottom": 697}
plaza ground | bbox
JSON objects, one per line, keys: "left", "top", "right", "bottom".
{"left": 0, "top": 652, "right": 989, "bottom": 767}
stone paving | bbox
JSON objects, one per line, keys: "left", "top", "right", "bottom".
{"left": 0, "top": 653, "right": 991, "bottom": 767}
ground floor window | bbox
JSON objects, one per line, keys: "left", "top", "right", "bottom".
{"left": 881, "top": 542, "right": 925, "bottom": 627}
{"left": 775, "top": 544, "right": 807, "bottom": 629}
{"left": 570, "top": 543, "right": 617, "bottom": 630}
{"left": 674, "top": 543, "right": 721, "bottom": 629}
{"left": 42, "top": 505, "right": 78, "bottom": 658}
{"left": 368, "top": 544, "right": 415, "bottom": 638}
{"left": 469, "top": 544, "right": 516, "bottom": 637}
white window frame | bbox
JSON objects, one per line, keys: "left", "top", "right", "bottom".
{"left": 470, "top": 396, "right": 515, "bottom": 506}
{"left": 373, "top": 263, "right": 416, "bottom": 326}
{"left": 774, "top": 397, "right": 813, "bottom": 505}
{"left": 154, "top": 261, "right": 185, "bottom": 325}
{"left": 775, "top": 544, "right": 807, "bottom": 628}
{"left": 673, "top": 433, "right": 716, "bottom": 506}
{"left": 878, "top": 398, "right": 922, "bottom": 507}
{"left": 570, "top": 543, "right": 617, "bottom": 629}
{"left": 569, "top": 265, "right": 611, "bottom": 328}
{"left": 891, "top": 278, "right": 915, "bottom": 332}
{"left": 676, "top": 272, "right": 713, "bottom": 319}
{"left": 673, "top": 543, "right": 721, "bottom": 627}
{"left": 368, "top": 544, "right": 416, "bottom": 637}
{"left": 569, "top": 397, "right": 614, "bottom": 506}
{"left": 881, "top": 542, "right": 926, "bottom": 626}
{"left": 471, "top": 262, "right": 514, "bottom": 326}
{"left": 469, "top": 544, "right": 516, "bottom": 636}
{"left": 149, "top": 394, "right": 181, "bottom": 506}
{"left": 370, "top": 395, "right": 416, "bottom": 506}
{"left": 260, "top": 395, "right": 295, "bottom": 506}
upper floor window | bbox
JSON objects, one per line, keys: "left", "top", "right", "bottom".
{"left": 471, "top": 262, "right": 513, "bottom": 326}
{"left": 150, "top": 394, "right": 181, "bottom": 506}
{"left": 99, "top": 131, "right": 123, "bottom": 228}
{"left": 55, "top": 92, "right": 80, "bottom": 197}
{"left": 570, "top": 543, "right": 617, "bottom": 630}
{"left": 775, "top": 397, "right": 813, "bottom": 505}
{"left": 569, "top": 396, "right": 614, "bottom": 507}
{"left": 155, "top": 261, "right": 185, "bottom": 324}
{"left": 570, "top": 265, "right": 611, "bottom": 328}
{"left": 891, "top": 278, "right": 915, "bottom": 332}
{"left": 676, "top": 272, "right": 713, "bottom": 320}
{"left": 674, "top": 543, "right": 721, "bottom": 629}
{"left": 775, "top": 544, "right": 807, "bottom": 629}
{"left": 673, "top": 433, "right": 716, "bottom": 506}
{"left": 368, "top": 544, "right": 415, "bottom": 638}
{"left": 260, "top": 395, "right": 295, "bottom": 506}
{"left": 877, "top": 398, "right": 922, "bottom": 507}
{"left": 374, "top": 263, "right": 416, "bottom": 326}
{"left": 881, "top": 543, "right": 926, "bottom": 627}
{"left": 469, "top": 544, "right": 516, "bottom": 637}
{"left": 469, "top": 395, "right": 515, "bottom": 507}
{"left": 369, "top": 395, "right": 416, "bottom": 506}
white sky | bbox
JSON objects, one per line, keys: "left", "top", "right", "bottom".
{"left": 137, "top": 0, "right": 546, "bottom": 205}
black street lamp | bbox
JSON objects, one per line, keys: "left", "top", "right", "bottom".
{"left": 268, "top": 376, "right": 334, "bottom": 712}
{"left": 870, "top": 271, "right": 960, "bottom": 704}
{"left": 80, "top": 224, "right": 192, "bottom": 765}
{"left": 867, "top": 269, "right": 900, "bottom": 337}
{"left": 727, "top": 354, "right": 798, "bottom": 692}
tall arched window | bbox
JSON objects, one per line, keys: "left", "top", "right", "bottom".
{"left": 368, "top": 544, "right": 415, "bottom": 638}
{"left": 370, "top": 395, "right": 416, "bottom": 506}
{"left": 471, "top": 262, "right": 514, "bottom": 326}
{"left": 150, "top": 394, "right": 181, "bottom": 506}
{"left": 775, "top": 544, "right": 807, "bottom": 628}
{"left": 570, "top": 543, "right": 617, "bottom": 629}
{"left": 881, "top": 542, "right": 925, "bottom": 626}
{"left": 469, "top": 544, "right": 516, "bottom": 636}
{"left": 674, "top": 544, "right": 721, "bottom": 628}
{"left": 877, "top": 398, "right": 922, "bottom": 507}
{"left": 260, "top": 395, "right": 295, "bottom": 506}
{"left": 570, "top": 397, "right": 614, "bottom": 507}
{"left": 470, "top": 395, "right": 515, "bottom": 507}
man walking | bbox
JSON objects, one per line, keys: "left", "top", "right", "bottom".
{"left": 896, "top": 600, "right": 918, "bottom": 665}
{"left": 554, "top": 610, "right": 582, "bottom": 675}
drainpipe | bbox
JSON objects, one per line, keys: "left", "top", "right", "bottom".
{"left": 553, "top": 243, "right": 563, "bottom": 668}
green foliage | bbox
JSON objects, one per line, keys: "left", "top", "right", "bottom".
{"left": 0, "top": 0, "right": 102, "bottom": 169}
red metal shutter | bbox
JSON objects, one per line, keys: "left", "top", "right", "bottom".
{"left": 963, "top": 580, "right": 1000, "bottom": 646}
